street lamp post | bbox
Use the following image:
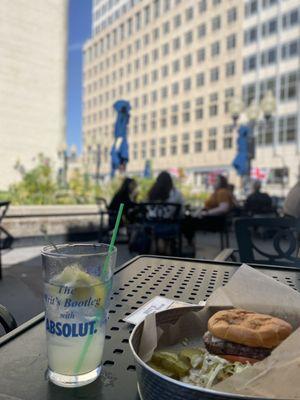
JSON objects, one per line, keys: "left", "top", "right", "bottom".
{"left": 58, "top": 141, "right": 68, "bottom": 188}
{"left": 229, "top": 91, "right": 276, "bottom": 194}
{"left": 95, "top": 144, "right": 101, "bottom": 186}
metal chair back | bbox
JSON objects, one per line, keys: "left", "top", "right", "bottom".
{"left": 235, "top": 217, "right": 300, "bottom": 267}
{"left": 0, "top": 304, "right": 17, "bottom": 335}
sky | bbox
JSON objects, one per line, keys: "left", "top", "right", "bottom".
{"left": 67, "top": 0, "right": 92, "bottom": 153}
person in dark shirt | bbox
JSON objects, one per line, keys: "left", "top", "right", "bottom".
{"left": 245, "top": 180, "right": 272, "bottom": 214}
{"left": 108, "top": 177, "right": 137, "bottom": 219}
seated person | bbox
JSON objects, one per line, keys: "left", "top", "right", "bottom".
{"left": 245, "top": 180, "right": 272, "bottom": 214}
{"left": 182, "top": 175, "right": 233, "bottom": 244}
{"left": 201, "top": 175, "right": 234, "bottom": 216}
{"left": 147, "top": 171, "right": 184, "bottom": 218}
{"left": 108, "top": 177, "right": 138, "bottom": 223}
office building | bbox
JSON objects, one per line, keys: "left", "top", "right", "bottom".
{"left": 242, "top": 0, "right": 300, "bottom": 195}
{"left": 83, "top": 0, "right": 244, "bottom": 188}
{"left": 0, "top": 0, "right": 68, "bottom": 189}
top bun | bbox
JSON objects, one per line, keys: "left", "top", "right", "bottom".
{"left": 208, "top": 309, "right": 292, "bottom": 349}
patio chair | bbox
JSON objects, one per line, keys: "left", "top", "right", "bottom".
{"left": 128, "top": 202, "right": 182, "bottom": 256}
{"left": 0, "top": 201, "right": 14, "bottom": 280}
{"left": 215, "top": 217, "right": 300, "bottom": 268}
{"left": 0, "top": 304, "right": 17, "bottom": 335}
{"left": 96, "top": 197, "right": 128, "bottom": 243}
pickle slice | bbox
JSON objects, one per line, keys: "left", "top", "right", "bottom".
{"left": 151, "top": 351, "right": 190, "bottom": 378}
{"left": 179, "top": 348, "right": 205, "bottom": 368}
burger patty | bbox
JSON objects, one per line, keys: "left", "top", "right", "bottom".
{"left": 203, "top": 331, "right": 271, "bottom": 360}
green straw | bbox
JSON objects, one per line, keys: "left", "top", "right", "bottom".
{"left": 74, "top": 203, "right": 124, "bottom": 374}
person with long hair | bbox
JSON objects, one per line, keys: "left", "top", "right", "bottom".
{"left": 148, "top": 171, "right": 184, "bottom": 210}
{"left": 108, "top": 177, "right": 137, "bottom": 217}
{"left": 202, "top": 175, "right": 234, "bottom": 216}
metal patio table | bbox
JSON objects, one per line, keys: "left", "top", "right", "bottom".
{"left": 0, "top": 255, "right": 299, "bottom": 400}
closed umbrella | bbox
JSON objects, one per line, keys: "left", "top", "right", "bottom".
{"left": 143, "top": 159, "right": 152, "bottom": 179}
{"left": 232, "top": 125, "right": 250, "bottom": 176}
{"left": 111, "top": 100, "right": 131, "bottom": 177}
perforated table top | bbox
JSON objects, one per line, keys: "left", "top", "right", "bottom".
{"left": 0, "top": 255, "right": 300, "bottom": 400}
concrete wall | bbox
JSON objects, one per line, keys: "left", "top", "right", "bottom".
{"left": 3, "top": 205, "right": 100, "bottom": 239}
{"left": 0, "top": 0, "right": 68, "bottom": 189}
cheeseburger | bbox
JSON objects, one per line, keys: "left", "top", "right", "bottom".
{"left": 203, "top": 309, "right": 292, "bottom": 364}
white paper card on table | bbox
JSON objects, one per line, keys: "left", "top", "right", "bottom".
{"left": 123, "top": 296, "right": 205, "bottom": 326}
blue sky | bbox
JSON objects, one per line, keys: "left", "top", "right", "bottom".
{"left": 67, "top": 0, "right": 92, "bottom": 153}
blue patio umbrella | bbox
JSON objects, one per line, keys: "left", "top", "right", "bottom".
{"left": 232, "top": 125, "right": 250, "bottom": 176}
{"left": 111, "top": 100, "right": 131, "bottom": 177}
{"left": 144, "top": 160, "right": 152, "bottom": 179}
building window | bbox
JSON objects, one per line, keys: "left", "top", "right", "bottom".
{"left": 245, "top": 0, "right": 258, "bottom": 18}
{"left": 226, "top": 61, "right": 235, "bottom": 77}
{"left": 163, "top": 21, "right": 170, "bottom": 34}
{"left": 143, "top": 54, "right": 149, "bottom": 66}
{"left": 184, "top": 54, "right": 192, "bottom": 68}
{"left": 211, "top": 41, "right": 220, "bottom": 57}
{"left": 160, "top": 143, "right": 166, "bottom": 156}
{"left": 280, "top": 71, "right": 298, "bottom": 101}
{"left": 173, "top": 37, "right": 181, "bottom": 51}
{"left": 210, "top": 67, "right": 219, "bottom": 82}
{"left": 153, "top": 27, "right": 160, "bottom": 41}
{"left": 161, "top": 86, "right": 168, "bottom": 99}
{"left": 244, "top": 27, "right": 257, "bottom": 45}
{"left": 194, "top": 130, "right": 203, "bottom": 153}
{"left": 243, "top": 55, "right": 257, "bottom": 72}
{"left": 185, "top": 30, "right": 193, "bottom": 45}
{"left": 257, "top": 119, "right": 274, "bottom": 146}
{"left": 174, "top": 14, "right": 182, "bottom": 28}
{"left": 154, "top": 0, "right": 161, "bottom": 18}
{"left": 208, "top": 128, "right": 217, "bottom": 150}
{"left": 164, "top": 0, "right": 171, "bottom": 12}
{"left": 162, "top": 43, "right": 169, "bottom": 56}
{"left": 197, "top": 48, "right": 206, "bottom": 63}
{"left": 183, "top": 78, "right": 192, "bottom": 91}
{"left": 162, "top": 65, "right": 169, "bottom": 77}
{"left": 209, "top": 104, "right": 218, "bottom": 116}
{"left": 151, "top": 69, "right": 158, "bottom": 82}
{"left": 212, "top": 15, "right": 221, "bottom": 31}
{"left": 185, "top": 6, "right": 194, "bottom": 21}
{"left": 135, "top": 11, "right": 141, "bottom": 31}
{"left": 150, "top": 139, "right": 156, "bottom": 158}
{"left": 282, "top": 39, "right": 300, "bottom": 60}
{"left": 182, "top": 133, "right": 190, "bottom": 154}
{"left": 227, "top": 7, "right": 237, "bottom": 24}
{"left": 170, "top": 135, "right": 178, "bottom": 155}
{"left": 279, "top": 115, "right": 297, "bottom": 143}
{"left": 152, "top": 49, "right": 159, "bottom": 61}
{"left": 197, "top": 23, "right": 206, "bottom": 38}
{"left": 172, "top": 82, "right": 179, "bottom": 95}
{"left": 144, "top": 5, "right": 150, "bottom": 25}
{"left": 227, "top": 34, "right": 236, "bottom": 50}
{"left": 282, "top": 8, "right": 299, "bottom": 29}
{"left": 224, "top": 87, "right": 235, "bottom": 112}
{"left": 173, "top": 59, "right": 180, "bottom": 73}
{"left": 199, "top": 0, "right": 207, "bottom": 13}
{"left": 262, "top": 18, "right": 277, "bottom": 37}
{"left": 151, "top": 90, "right": 158, "bottom": 103}
{"left": 223, "top": 125, "right": 233, "bottom": 149}
{"left": 182, "top": 112, "right": 190, "bottom": 123}
{"left": 196, "top": 72, "right": 205, "bottom": 87}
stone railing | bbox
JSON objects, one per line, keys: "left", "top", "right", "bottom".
{"left": 2, "top": 205, "right": 101, "bottom": 239}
